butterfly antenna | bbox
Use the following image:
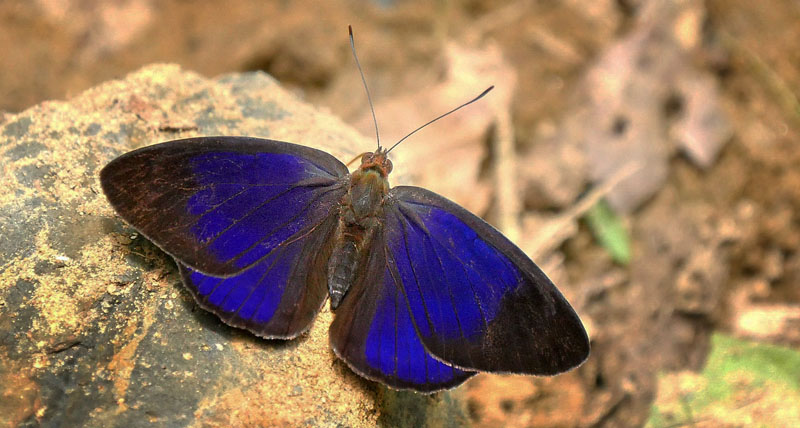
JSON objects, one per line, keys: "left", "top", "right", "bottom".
{"left": 386, "top": 85, "right": 494, "bottom": 154}
{"left": 349, "top": 26, "right": 381, "bottom": 150}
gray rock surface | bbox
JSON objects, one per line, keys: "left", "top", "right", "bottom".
{"left": 0, "top": 64, "right": 470, "bottom": 427}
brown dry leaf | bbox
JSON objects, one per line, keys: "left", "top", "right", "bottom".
{"left": 519, "top": 121, "right": 588, "bottom": 211}
{"left": 735, "top": 305, "right": 800, "bottom": 344}
{"left": 565, "top": 0, "right": 731, "bottom": 212}
{"left": 670, "top": 72, "right": 733, "bottom": 168}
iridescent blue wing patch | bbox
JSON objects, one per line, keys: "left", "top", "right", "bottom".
{"left": 100, "top": 137, "right": 349, "bottom": 276}
{"left": 329, "top": 238, "right": 476, "bottom": 392}
{"left": 178, "top": 213, "right": 339, "bottom": 338}
{"left": 382, "top": 186, "right": 589, "bottom": 375}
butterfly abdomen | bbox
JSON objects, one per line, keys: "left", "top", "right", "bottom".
{"left": 327, "top": 167, "right": 389, "bottom": 309}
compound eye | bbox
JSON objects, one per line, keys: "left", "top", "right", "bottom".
{"left": 362, "top": 153, "right": 373, "bottom": 163}
{"left": 384, "top": 159, "right": 393, "bottom": 174}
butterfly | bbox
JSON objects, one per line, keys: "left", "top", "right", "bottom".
{"left": 99, "top": 29, "right": 589, "bottom": 393}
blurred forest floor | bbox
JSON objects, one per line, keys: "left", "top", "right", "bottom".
{"left": 1, "top": 0, "right": 799, "bottom": 426}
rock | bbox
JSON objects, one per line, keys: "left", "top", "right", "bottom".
{"left": 0, "top": 64, "right": 469, "bottom": 427}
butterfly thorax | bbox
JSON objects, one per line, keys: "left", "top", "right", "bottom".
{"left": 327, "top": 155, "right": 391, "bottom": 309}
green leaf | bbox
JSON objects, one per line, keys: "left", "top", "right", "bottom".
{"left": 584, "top": 199, "right": 631, "bottom": 264}
{"left": 648, "top": 333, "right": 800, "bottom": 427}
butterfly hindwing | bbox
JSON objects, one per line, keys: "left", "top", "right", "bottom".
{"left": 178, "top": 212, "right": 340, "bottom": 338}
{"left": 383, "top": 186, "right": 590, "bottom": 375}
{"left": 329, "top": 230, "right": 476, "bottom": 392}
{"left": 100, "top": 136, "right": 349, "bottom": 276}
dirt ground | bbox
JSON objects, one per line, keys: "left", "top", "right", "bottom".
{"left": 2, "top": 0, "right": 799, "bottom": 426}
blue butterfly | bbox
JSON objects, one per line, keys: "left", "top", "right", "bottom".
{"left": 101, "top": 134, "right": 589, "bottom": 391}
{"left": 99, "top": 30, "right": 589, "bottom": 393}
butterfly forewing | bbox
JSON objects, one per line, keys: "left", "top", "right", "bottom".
{"left": 100, "top": 137, "right": 349, "bottom": 277}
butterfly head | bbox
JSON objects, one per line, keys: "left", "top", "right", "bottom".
{"left": 359, "top": 148, "right": 393, "bottom": 177}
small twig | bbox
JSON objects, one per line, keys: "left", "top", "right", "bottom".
{"left": 525, "top": 161, "right": 642, "bottom": 258}
{"left": 158, "top": 123, "right": 198, "bottom": 133}
{"left": 46, "top": 338, "right": 84, "bottom": 354}
{"left": 492, "top": 98, "right": 520, "bottom": 242}
{"left": 718, "top": 30, "right": 800, "bottom": 127}
{"left": 468, "top": 0, "right": 534, "bottom": 38}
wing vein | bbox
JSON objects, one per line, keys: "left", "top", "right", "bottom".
{"left": 198, "top": 182, "right": 316, "bottom": 247}
{"left": 393, "top": 280, "right": 399, "bottom": 377}
{"left": 396, "top": 213, "right": 438, "bottom": 340}
{"left": 200, "top": 277, "right": 227, "bottom": 305}
{"left": 244, "top": 245, "right": 292, "bottom": 323}
{"left": 282, "top": 215, "right": 335, "bottom": 336}
{"left": 224, "top": 185, "right": 341, "bottom": 265}
{"left": 423, "top": 229, "right": 470, "bottom": 357}
{"left": 231, "top": 242, "right": 291, "bottom": 319}
{"left": 417, "top": 220, "right": 498, "bottom": 333}
{"left": 429, "top": 235, "right": 490, "bottom": 337}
